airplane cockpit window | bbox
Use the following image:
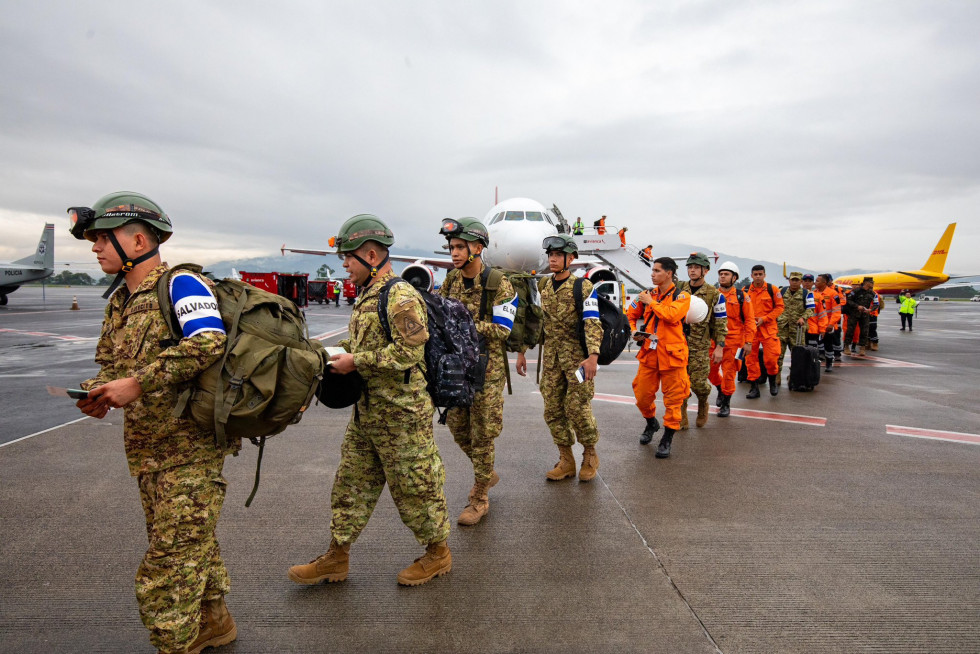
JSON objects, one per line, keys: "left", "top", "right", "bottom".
{"left": 525, "top": 211, "right": 544, "bottom": 221}
{"left": 489, "top": 212, "right": 505, "bottom": 225}
{"left": 504, "top": 211, "right": 524, "bottom": 221}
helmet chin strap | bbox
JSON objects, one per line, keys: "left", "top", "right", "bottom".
{"left": 351, "top": 251, "right": 390, "bottom": 286}
{"left": 101, "top": 230, "right": 159, "bottom": 299}
{"left": 465, "top": 242, "right": 482, "bottom": 265}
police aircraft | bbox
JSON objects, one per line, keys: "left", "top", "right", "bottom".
{"left": 282, "top": 197, "right": 638, "bottom": 292}
{"left": 0, "top": 223, "right": 55, "bottom": 305}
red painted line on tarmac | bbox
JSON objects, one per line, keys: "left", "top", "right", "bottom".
{"left": 0, "top": 328, "right": 93, "bottom": 341}
{"left": 886, "top": 425, "right": 980, "bottom": 446}
{"left": 311, "top": 327, "right": 349, "bottom": 341}
{"left": 591, "top": 392, "right": 826, "bottom": 426}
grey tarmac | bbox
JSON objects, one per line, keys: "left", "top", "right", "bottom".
{"left": 2, "top": 285, "right": 979, "bottom": 653}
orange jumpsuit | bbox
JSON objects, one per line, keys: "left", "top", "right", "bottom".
{"left": 596, "top": 216, "right": 606, "bottom": 235}
{"left": 709, "top": 287, "right": 757, "bottom": 397}
{"left": 618, "top": 228, "right": 627, "bottom": 247}
{"left": 809, "top": 287, "right": 831, "bottom": 335}
{"left": 627, "top": 285, "right": 691, "bottom": 430}
{"left": 745, "top": 282, "right": 784, "bottom": 379}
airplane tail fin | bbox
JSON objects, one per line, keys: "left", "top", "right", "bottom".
{"left": 13, "top": 223, "right": 55, "bottom": 269}
{"left": 921, "top": 222, "right": 956, "bottom": 273}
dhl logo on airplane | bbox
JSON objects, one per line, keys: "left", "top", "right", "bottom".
{"left": 831, "top": 223, "right": 966, "bottom": 295}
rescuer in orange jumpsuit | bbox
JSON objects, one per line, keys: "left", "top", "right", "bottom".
{"left": 801, "top": 274, "right": 826, "bottom": 348}
{"left": 627, "top": 257, "right": 691, "bottom": 459}
{"left": 595, "top": 215, "right": 607, "bottom": 235}
{"left": 814, "top": 274, "right": 843, "bottom": 371}
{"left": 640, "top": 245, "right": 653, "bottom": 264}
{"left": 708, "top": 261, "right": 756, "bottom": 417}
{"left": 744, "top": 264, "right": 784, "bottom": 398}
{"left": 618, "top": 226, "right": 628, "bottom": 247}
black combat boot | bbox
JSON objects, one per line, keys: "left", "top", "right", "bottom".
{"left": 640, "top": 417, "right": 660, "bottom": 445}
{"left": 746, "top": 381, "right": 761, "bottom": 399}
{"left": 825, "top": 358, "right": 833, "bottom": 373}
{"left": 655, "top": 428, "right": 675, "bottom": 458}
{"left": 717, "top": 394, "right": 731, "bottom": 418}
{"left": 768, "top": 376, "right": 779, "bottom": 396}
{"left": 714, "top": 385, "right": 723, "bottom": 407}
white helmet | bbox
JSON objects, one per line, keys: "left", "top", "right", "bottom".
{"left": 717, "top": 261, "right": 740, "bottom": 279}
{"left": 685, "top": 295, "right": 709, "bottom": 324}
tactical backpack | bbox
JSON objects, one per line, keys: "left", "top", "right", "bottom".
{"left": 476, "top": 267, "right": 544, "bottom": 393}
{"left": 378, "top": 277, "right": 481, "bottom": 424}
{"left": 157, "top": 264, "right": 327, "bottom": 506}
{"left": 573, "top": 277, "right": 631, "bottom": 366}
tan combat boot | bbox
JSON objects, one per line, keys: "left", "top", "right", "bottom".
{"left": 696, "top": 396, "right": 709, "bottom": 428}
{"left": 397, "top": 540, "right": 452, "bottom": 586}
{"left": 287, "top": 539, "right": 350, "bottom": 584}
{"left": 546, "top": 445, "right": 576, "bottom": 481}
{"left": 680, "top": 400, "right": 689, "bottom": 430}
{"left": 858, "top": 346, "right": 867, "bottom": 357}
{"left": 186, "top": 597, "right": 237, "bottom": 654}
{"left": 579, "top": 445, "right": 599, "bottom": 482}
{"left": 458, "top": 479, "right": 490, "bottom": 526}
{"left": 870, "top": 342, "right": 878, "bottom": 351}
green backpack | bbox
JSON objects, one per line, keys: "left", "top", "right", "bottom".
{"left": 157, "top": 264, "right": 327, "bottom": 505}
{"left": 478, "top": 268, "right": 543, "bottom": 393}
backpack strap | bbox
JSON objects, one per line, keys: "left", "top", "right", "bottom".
{"left": 478, "top": 267, "right": 503, "bottom": 321}
{"left": 573, "top": 277, "right": 590, "bottom": 358}
{"left": 736, "top": 288, "right": 745, "bottom": 323}
{"left": 377, "top": 276, "right": 417, "bottom": 386}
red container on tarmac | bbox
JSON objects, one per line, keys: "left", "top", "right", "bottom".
{"left": 342, "top": 279, "right": 357, "bottom": 304}
{"left": 239, "top": 271, "right": 310, "bottom": 308}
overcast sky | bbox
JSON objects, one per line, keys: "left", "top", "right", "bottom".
{"left": 1, "top": 0, "right": 977, "bottom": 275}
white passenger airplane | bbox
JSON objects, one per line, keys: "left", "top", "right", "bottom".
{"left": 0, "top": 223, "right": 55, "bottom": 305}
{"left": 282, "top": 197, "right": 630, "bottom": 291}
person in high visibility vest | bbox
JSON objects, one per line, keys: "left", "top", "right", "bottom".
{"left": 899, "top": 291, "right": 918, "bottom": 331}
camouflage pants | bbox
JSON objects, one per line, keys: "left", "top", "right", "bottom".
{"left": 540, "top": 354, "right": 599, "bottom": 447}
{"left": 686, "top": 346, "right": 711, "bottom": 401}
{"left": 446, "top": 374, "right": 505, "bottom": 484}
{"left": 331, "top": 414, "right": 451, "bottom": 547}
{"left": 136, "top": 456, "right": 229, "bottom": 654}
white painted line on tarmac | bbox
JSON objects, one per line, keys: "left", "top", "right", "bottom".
{"left": 0, "top": 417, "right": 90, "bottom": 450}
{"left": 311, "top": 327, "right": 349, "bottom": 341}
{"left": 0, "top": 328, "right": 96, "bottom": 342}
{"left": 835, "top": 354, "right": 929, "bottom": 368}
{"left": 591, "top": 392, "right": 827, "bottom": 426}
{"left": 886, "top": 424, "right": 980, "bottom": 446}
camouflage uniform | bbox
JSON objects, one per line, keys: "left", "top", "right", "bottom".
{"left": 677, "top": 281, "right": 727, "bottom": 401}
{"left": 844, "top": 286, "right": 876, "bottom": 348}
{"left": 777, "top": 286, "right": 816, "bottom": 378}
{"left": 332, "top": 270, "right": 450, "bottom": 547}
{"left": 537, "top": 275, "right": 603, "bottom": 447}
{"left": 439, "top": 265, "right": 515, "bottom": 484}
{"left": 81, "top": 264, "right": 236, "bottom": 654}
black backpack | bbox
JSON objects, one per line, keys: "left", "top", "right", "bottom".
{"left": 573, "top": 278, "right": 631, "bottom": 366}
{"left": 378, "top": 277, "right": 482, "bottom": 424}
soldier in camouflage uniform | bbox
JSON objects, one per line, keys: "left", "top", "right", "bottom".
{"left": 437, "top": 218, "right": 516, "bottom": 526}
{"left": 288, "top": 215, "right": 452, "bottom": 588}
{"left": 516, "top": 234, "right": 603, "bottom": 482}
{"left": 776, "top": 271, "right": 816, "bottom": 385}
{"left": 844, "top": 277, "right": 877, "bottom": 357}
{"left": 71, "top": 192, "right": 238, "bottom": 654}
{"left": 677, "top": 252, "right": 727, "bottom": 429}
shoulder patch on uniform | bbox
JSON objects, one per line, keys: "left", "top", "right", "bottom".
{"left": 391, "top": 296, "right": 428, "bottom": 346}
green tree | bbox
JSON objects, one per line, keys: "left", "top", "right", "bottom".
{"left": 316, "top": 264, "right": 334, "bottom": 280}
{"left": 50, "top": 271, "right": 96, "bottom": 286}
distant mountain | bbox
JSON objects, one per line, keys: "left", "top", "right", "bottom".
{"left": 204, "top": 246, "right": 442, "bottom": 280}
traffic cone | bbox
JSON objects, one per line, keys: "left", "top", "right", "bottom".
{"left": 71, "top": 296, "right": 79, "bottom": 311}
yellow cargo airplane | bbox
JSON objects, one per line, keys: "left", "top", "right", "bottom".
{"left": 833, "top": 222, "right": 965, "bottom": 295}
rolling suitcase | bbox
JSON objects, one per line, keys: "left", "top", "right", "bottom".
{"left": 737, "top": 347, "right": 769, "bottom": 383}
{"left": 788, "top": 327, "right": 821, "bottom": 391}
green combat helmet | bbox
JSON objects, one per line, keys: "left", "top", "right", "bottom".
{"left": 66, "top": 191, "right": 173, "bottom": 299}
{"left": 334, "top": 214, "right": 395, "bottom": 251}
{"left": 686, "top": 251, "right": 711, "bottom": 270}
{"left": 542, "top": 233, "right": 578, "bottom": 254}
{"left": 334, "top": 214, "right": 394, "bottom": 280}
{"left": 439, "top": 217, "right": 490, "bottom": 246}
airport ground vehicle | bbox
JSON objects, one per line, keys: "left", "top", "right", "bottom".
{"left": 239, "top": 271, "right": 309, "bottom": 308}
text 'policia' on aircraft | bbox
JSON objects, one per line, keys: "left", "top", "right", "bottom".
{"left": 833, "top": 223, "right": 974, "bottom": 295}
{"left": 0, "top": 223, "right": 55, "bottom": 305}
{"left": 281, "top": 198, "right": 656, "bottom": 293}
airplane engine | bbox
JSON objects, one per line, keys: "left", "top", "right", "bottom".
{"left": 584, "top": 267, "right": 617, "bottom": 284}
{"left": 401, "top": 264, "right": 435, "bottom": 293}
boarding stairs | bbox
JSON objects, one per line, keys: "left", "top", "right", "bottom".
{"left": 573, "top": 229, "right": 650, "bottom": 290}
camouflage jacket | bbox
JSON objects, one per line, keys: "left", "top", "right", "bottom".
{"left": 82, "top": 264, "right": 232, "bottom": 476}
{"left": 677, "top": 281, "right": 728, "bottom": 350}
{"left": 846, "top": 287, "right": 876, "bottom": 314}
{"left": 538, "top": 274, "right": 603, "bottom": 370}
{"left": 339, "top": 270, "right": 432, "bottom": 418}
{"left": 439, "top": 264, "right": 515, "bottom": 384}
{"left": 778, "top": 286, "right": 816, "bottom": 332}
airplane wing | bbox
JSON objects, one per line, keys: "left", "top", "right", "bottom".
{"left": 281, "top": 246, "right": 456, "bottom": 270}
